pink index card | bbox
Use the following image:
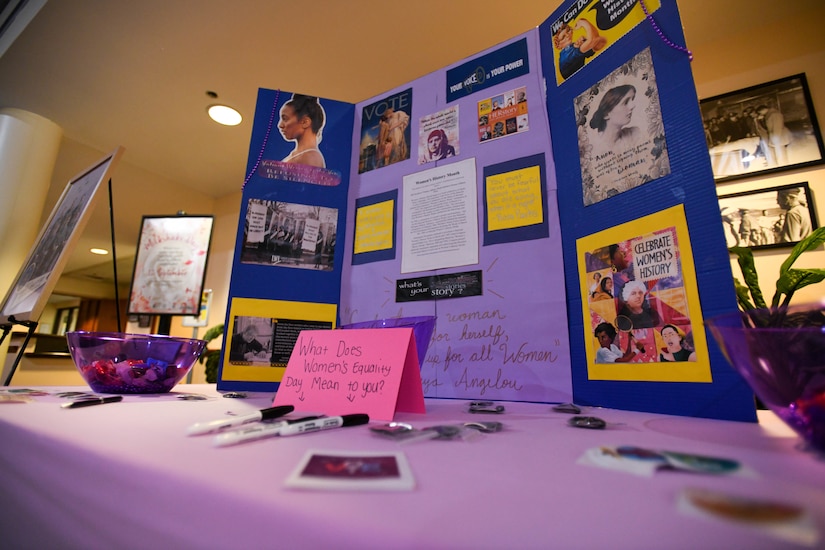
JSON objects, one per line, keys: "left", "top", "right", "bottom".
{"left": 273, "top": 327, "right": 425, "bottom": 422}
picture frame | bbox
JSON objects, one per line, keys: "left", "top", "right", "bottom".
{"left": 127, "top": 215, "right": 214, "bottom": 316}
{"left": 181, "top": 288, "right": 212, "bottom": 328}
{"left": 718, "top": 182, "right": 818, "bottom": 251}
{"left": 0, "top": 146, "right": 125, "bottom": 324}
{"left": 700, "top": 74, "right": 825, "bottom": 183}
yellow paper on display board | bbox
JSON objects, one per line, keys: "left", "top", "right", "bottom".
{"left": 220, "top": 298, "right": 337, "bottom": 383}
{"left": 576, "top": 205, "right": 712, "bottom": 383}
{"left": 354, "top": 199, "right": 394, "bottom": 254}
{"left": 486, "top": 165, "right": 544, "bottom": 232}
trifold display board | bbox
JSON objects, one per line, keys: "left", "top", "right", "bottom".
{"left": 218, "top": 0, "right": 756, "bottom": 422}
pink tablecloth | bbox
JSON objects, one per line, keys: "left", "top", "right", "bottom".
{"left": 1, "top": 385, "right": 823, "bottom": 549}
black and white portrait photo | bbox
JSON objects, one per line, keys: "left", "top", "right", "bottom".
{"left": 575, "top": 47, "right": 671, "bottom": 206}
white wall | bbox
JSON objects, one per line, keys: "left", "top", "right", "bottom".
{"left": 691, "top": 4, "right": 825, "bottom": 306}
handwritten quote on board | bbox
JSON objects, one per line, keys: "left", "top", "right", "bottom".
{"left": 272, "top": 328, "right": 425, "bottom": 421}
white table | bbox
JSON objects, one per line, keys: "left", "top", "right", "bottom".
{"left": 1, "top": 385, "right": 822, "bottom": 549}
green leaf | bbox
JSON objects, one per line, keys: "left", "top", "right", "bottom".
{"left": 773, "top": 268, "right": 825, "bottom": 307}
{"left": 779, "top": 227, "right": 825, "bottom": 275}
{"left": 729, "top": 246, "right": 767, "bottom": 309}
{"left": 205, "top": 354, "right": 220, "bottom": 384}
{"left": 202, "top": 324, "right": 224, "bottom": 344}
{"left": 733, "top": 277, "right": 755, "bottom": 311}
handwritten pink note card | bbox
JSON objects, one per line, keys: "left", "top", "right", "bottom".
{"left": 272, "top": 327, "right": 426, "bottom": 421}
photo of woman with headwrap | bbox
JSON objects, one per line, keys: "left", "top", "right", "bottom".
{"left": 419, "top": 129, "right": 456, "bottom": 163}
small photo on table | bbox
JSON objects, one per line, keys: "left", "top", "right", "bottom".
{"left": 285, "top": 450, "right": 414, "bottom": 491}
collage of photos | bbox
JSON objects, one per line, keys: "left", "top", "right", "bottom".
{"left": 1, "top": 150, "right": 121, "bottom": 321}
{"left": 240, "top": 199, "right": 338, "bottom": 272}
{"left": 478, "top": 86, "right": 529, "bottom": 142}
{"left": 575, "top": 47, "right": 671, "bottom": 206}
{"left": 583, "top": 225, "right": 697, "bottom": 367}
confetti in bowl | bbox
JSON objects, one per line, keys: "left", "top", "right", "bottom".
{"left": 66, "top": 331, "right": 206, "bottom": 394}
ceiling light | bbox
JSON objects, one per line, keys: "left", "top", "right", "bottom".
{"left": 207, "top": 104, "right": 242, "bottom": 126}
{"left": 90, "top": 248, "right": 109, "bottom": 255}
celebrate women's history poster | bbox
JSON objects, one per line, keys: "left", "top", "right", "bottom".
{"left": 576, "top": 206, "right": 711, "bottom": 383}
{"left": 576, "top": 47, "right": 670, "bottom": 206}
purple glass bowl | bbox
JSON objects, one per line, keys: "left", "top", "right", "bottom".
{"left": 339, "top": 316, "right": 436, "bottom": 369}
{"left": 66, "top": 331, "right": 207, "bottom": 394}
{"left": 705, "top": 301, "right": 825, "bottom": 452}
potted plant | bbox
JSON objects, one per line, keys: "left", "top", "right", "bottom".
{"left": 729, "top": 226, "right": 825, "bottom": 326}
{"left": 706, "top": 226, "right": 825, "bottom": 452}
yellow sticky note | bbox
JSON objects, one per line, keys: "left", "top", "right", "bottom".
{"left": 486, "top": 166, "right": 543, "bottom": 231}
{"left": 354, "top": 200, "right": 394, "bottom": 254}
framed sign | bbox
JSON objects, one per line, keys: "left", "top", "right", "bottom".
{"left": 127, "top": 215, "right": 214, "bottom": 316}
{"left": 700, "top": 74, "right": 825, "bottom": 183}
{"left": 718, "top": 182, "right": 818, "bottom": 250}
{"left": 0, "top": 147, "right": 124, "bottom": 324}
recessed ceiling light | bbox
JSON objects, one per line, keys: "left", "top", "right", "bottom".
{"left": 208, "top": 104, "right": 242, "bottom": 126}
{"left": 90, "top": 248, "right": 109, "bottom": 255}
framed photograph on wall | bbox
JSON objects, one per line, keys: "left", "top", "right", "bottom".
{"left": 0, "top": 147, "right": 125, "bottom": 324}
{"left": 127, "top": 215, "right": 214, "bottom": 316}
{"left": 700, "top": 74, "right": 825, "bottom": 183}
{"left": 718, "top": 182, "right": 818, "bottom": 251}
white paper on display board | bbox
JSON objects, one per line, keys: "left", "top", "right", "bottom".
{"left": 246, "top": 202, "right": 268, "bottom": 243}
{"left": 401, "top": 157, "right": 478, "bottom": 274}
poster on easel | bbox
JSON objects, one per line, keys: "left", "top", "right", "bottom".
{"left": 127, "top": 215, "right": 214, "bottom": 316}
{"left": 1, "top": 147, "right": 124, "bottom": 324}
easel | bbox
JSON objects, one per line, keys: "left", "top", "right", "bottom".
{"left": 2, "top": 316, "right": 38, "bottom": 386}
{"left": 0, "top": 147, "right": 124, "bottom": 386}
{"left": 2, "top": 177, "right": 116, "bottom": 386}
